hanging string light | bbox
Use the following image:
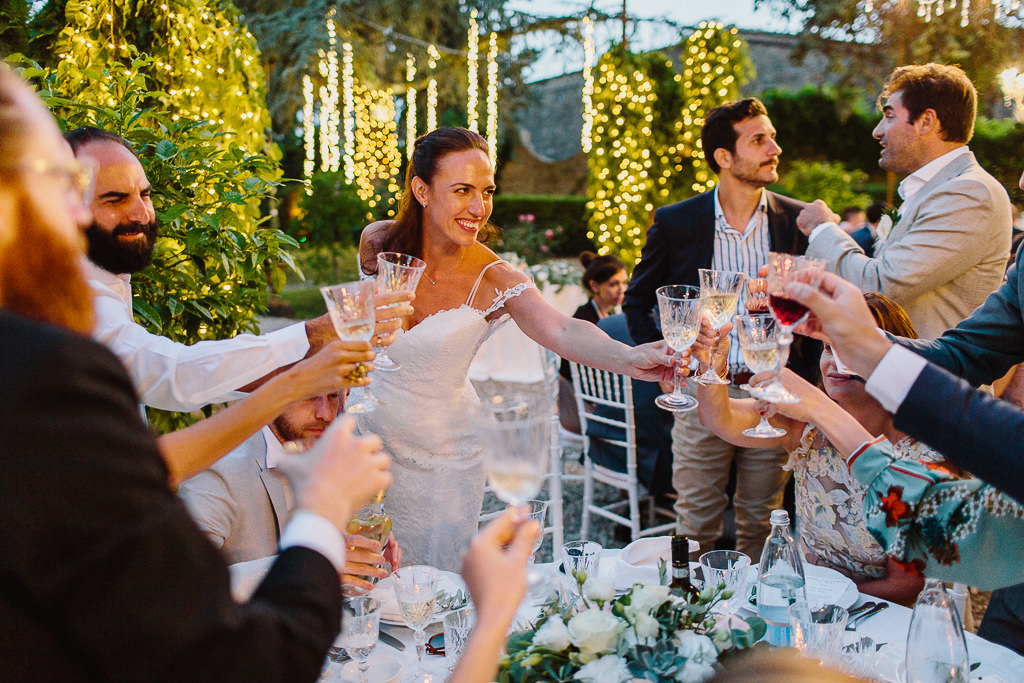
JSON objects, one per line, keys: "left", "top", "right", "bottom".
{"left": 866, "top": 0, "right": 1022, "bottom": 27}
{"left": 320, "top": 10, "right": 341, "bottom": 172}
{"left": 581, "top": 16, "right": 596, "bottom": 153}
{"left": 342, "top": 40, "right": 356, "bottom": 184}
{"left": 302, "top": 74, "right": 315, "bottom": 194}
{"left": 426, "top": 44, "right": 440, "bottom": 132}
{"left": 466, "top": 9, "right": 480, "bottom": 132}
{"left": 486, "top": 31, "right": 498, "bottom": 167}
{"left": 406, "top": 53, "right": 417, "bottom": 159}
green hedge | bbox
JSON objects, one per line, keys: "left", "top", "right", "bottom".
{"left": 489, "top": 194, "right": 593, "bottom": 263}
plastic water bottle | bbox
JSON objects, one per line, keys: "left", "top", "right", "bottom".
{"left": 757, "top": 509, "right": 806, "bottom": 646}
{"left": 905, "top": 578, "right": 969, "bottom": 683}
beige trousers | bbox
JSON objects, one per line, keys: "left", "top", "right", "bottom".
{"left": 671, "top": 383, "right": 790, "bottom": 560}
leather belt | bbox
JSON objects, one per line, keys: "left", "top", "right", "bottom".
{"left": 730, "top": 371, "right": 755, "bottom": 387}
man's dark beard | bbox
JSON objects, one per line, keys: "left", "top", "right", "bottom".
{"left": 85, "top": 219, "right": 159, "bottom": 274}
{"left": 271, "top": 413, "right": 332, "bottom": 443}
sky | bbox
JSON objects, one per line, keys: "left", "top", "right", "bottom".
{"left": 506, "top": 0, "right": 800, "bottom": 81}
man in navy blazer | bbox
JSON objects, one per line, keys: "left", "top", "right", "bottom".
{"left": 624, "top": 98, "right": 817, "bottom": 558}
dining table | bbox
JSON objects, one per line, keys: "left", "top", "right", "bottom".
{"left": 232, "top": 549, "right": 1024, "bottom": 682}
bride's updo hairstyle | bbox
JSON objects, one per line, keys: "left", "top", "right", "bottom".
{"left": 382, "top": 126, "right": 498, "bottom": 260}
{"left": 579, "top": 250, "right": 626, "bottom": 295}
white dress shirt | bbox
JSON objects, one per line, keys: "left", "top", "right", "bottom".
{"left": 864, "top": 344, "right": 928, "bottom": 413}
{"left": 84, "top": 259, "right": 310, "bottom": 412}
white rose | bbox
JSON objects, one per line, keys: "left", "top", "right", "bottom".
{"left": 675, "top": 631, "right": 719, "bottom": 666}
{"left": 532, "top": 616, "right": 571, "bottom": 652}
{"left": 624, "top": 584, "right": 671, "bottom": 618}
{"left": 584, "top": 576, "right": 615, "bottom": 603}
{"left": 572, "top": 654, "right": 632, "bottom": 683}
{"left": 876, "top": 214, "right": 894, "bottom": 241}
{"left": 567, "top": 608, "right": 623, "bottom": 660}
{"left": 632, "top": 612, "right": 660, "bottom": 639}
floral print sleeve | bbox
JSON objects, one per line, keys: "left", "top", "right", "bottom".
{"left": 847, "top": 437, "right": 1024, "bottom": 590}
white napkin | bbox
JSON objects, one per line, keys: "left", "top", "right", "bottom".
{"left": 612, "top": 536, "right": 698, "bottom": 591}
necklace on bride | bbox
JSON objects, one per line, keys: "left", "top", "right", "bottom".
{"left": 424, "top": 248, "right": 465, "bottom": 285}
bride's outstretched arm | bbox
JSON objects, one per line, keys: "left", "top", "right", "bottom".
{"left": 503, "top": 287, "right": 674, "bottom": 382}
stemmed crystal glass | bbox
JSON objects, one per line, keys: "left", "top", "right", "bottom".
{"left": 744, "top": 277, "right": 769, "bottom": 313}
{"left": 477, "top": 395, "right": 551, "bottom": 595}
{"left": 694, "top": 269, "right": 746, "bottom": 386}
{"left": 373, "top": 252, "right": 426, "bottom": 371}
{"left": 393, "top": 565, "right": 441, "bottom": 683}
{"left": 734, "top": 314, "right": 791, "bottom": 436}
{"left": 654, "top": 285, "right": 705, "bottom": 412}
{"left": 698, "top": 550, "right": 750, "bottom": 615}
{"left": 321, "top": 280, "right": 377, "bottom": 413}
{"left": 338, "top": 596, "right": 381, "bottom": 683}
{"left": 757, "top": 253, "right": 826, "bottom": 404}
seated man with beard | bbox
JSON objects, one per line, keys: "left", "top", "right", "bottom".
{"left": 66, "top": 126, "right": 408, "bottom": 415}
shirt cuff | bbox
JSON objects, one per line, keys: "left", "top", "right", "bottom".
{"left": 808, "top": 222, "right": 836, "bottom": 244}
{"left": 864, "top": 345, "right": 928, "bottom": 414}
{"left": 263, "top": 322, "right": 312, "bottom": 365}
{"left": 280, "top": 510, "right": 346, "bottom": 571}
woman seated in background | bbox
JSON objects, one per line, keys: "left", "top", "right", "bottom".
{"left": 696, "top": 293, "right": 942, "bottom": 606}
{"left": 559, "top": 251, "right": 629, "bottom": 432}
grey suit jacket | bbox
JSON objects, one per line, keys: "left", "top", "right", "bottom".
{"left": 807, "top": 150, "right": 1011, "bottom": 339}
{"left": 178, "top": 430, "right": 290, "bottom": 565}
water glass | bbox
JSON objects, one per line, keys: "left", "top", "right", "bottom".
{"left": 393, "top": 565, "right": 440, "bottom": 680}
{"left": 561, "top": 540, "right": 602, "bottom": 600}
{"left": 337, "top": 596, "right": 381, "bottom": 683}
{"left": 443, "top": 607, "right": 476, "bottom": 673}
{"left": 698, "top": 550, "right": 750, "bottom": 614}
{"left": 789, "top": 603, "right": 849, "bottom": 666}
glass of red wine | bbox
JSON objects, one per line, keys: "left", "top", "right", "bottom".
{"left": 753, "top": 253, "right": 825, "bottom": 404}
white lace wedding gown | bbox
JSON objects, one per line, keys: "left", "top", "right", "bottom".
{"left": 353, "top": 261, "right": 534, "bottom": 571}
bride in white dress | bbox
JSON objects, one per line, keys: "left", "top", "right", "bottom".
{"left": 356, "top": 127, "right": 673, "bottom": 571}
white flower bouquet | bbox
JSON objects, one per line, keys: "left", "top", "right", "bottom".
{"left": 498, "top": 572, "right": 767, "bottom": 683}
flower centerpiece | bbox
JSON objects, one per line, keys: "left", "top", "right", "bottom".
{"left": 498, "top": 571, "right": 766, "bottom": 683}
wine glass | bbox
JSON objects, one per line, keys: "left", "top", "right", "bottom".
{"left": 760, "top": 253, "right": 825, "bottom": 404}
{"left": 734, "top": 315, "right": 791, "bottom": 436}
{"left": 321, "top": 280, "right": 377, "bottom": 413}
{"left": 393, "top": 565, "right": 441, "bottom": 682}
{"left": 654, "top": 285, "right": 705, "bottom": 412}
{"left": 694, "top": 269, "right": 746, "bottom": 386}
{"left": 698, "top": 550, "right": 750, "bottom": 615}
{"left": 338, "top": 595, "right": 381, "bottom": 683}
{"left": 373, "top": 252, "right": 426, "bottom": 371}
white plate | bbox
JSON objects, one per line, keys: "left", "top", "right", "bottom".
{"left": 336, "top": 654, "right": 401, "bottom": 683}
{"left": 741, "top": 562, "right": 858, "bottom": 612}
{"left": 370, "top": 570, "right": 467, "bottom": 626}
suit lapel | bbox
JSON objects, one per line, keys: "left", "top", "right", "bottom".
{"left": 885, "top": 151, "right": 977, "bottom": 250}
{"left": 250, "top": 434, "right": 289, "bottom": 537}
{"left": 691, "top": 192, "right": 717, "bottom": 271}
{"left": 765, "top": 192, "right": 795, "bottom": 254}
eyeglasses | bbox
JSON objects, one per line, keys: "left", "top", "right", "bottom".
{"left": 1, "top": 157, "right": 98, "bottom": 208}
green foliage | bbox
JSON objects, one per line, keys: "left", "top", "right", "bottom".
{"left": 20, "top": 57, "right": 295, "bottom": 431}
{"left": 774, "top": 160, "right": 872, "bottom": 209}
{"left": 972, "top": 118, "right": 1024, "bottom": 205}
{"left": 586, "top": 25, "right": 752, "bottom": 267}
{"left": 490, "top": 194, "right": 592, "bottom": 262}
{"left": 288, "top": 243, "right": 362, "bottom": 287}
{"left": 290, "top": 172, "right": 370, "bottom": 280}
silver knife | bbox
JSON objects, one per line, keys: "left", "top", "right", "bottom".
{"left": 378, "top": 626, "right": 407, "bottom": 651}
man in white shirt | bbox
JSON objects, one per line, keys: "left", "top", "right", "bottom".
{"left": 796, "top": 63, "right": 1011, "bottom": 339}
{"left": 66, "top": 126, "right": 339, "bottom": 412}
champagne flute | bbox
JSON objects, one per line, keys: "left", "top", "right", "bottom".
{"left": 338, "top": 596, "right": 381, "bottom": 683}
{"left": 734, "top": 315, "right": 789, "bottom": 436}
{"left": 373, "top": 252, "right": 426, "bottom": 371}
{"left": 654, "top": 285, "right": 705, "bottom": 412}
{"left": 393, "top": 565, "right": 441, "bottom": 682}
{"left": 477, "top": 395, "right": 551, "bottom": 597}
{"left": 321, "top": 280, "right": 377, "bottom": 413}
{"left": 694, "top": 269, "right": 746, "bottom": 386}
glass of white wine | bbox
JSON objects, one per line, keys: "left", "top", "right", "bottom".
{"left": 337, "top": 596, "right": 381, "bottom": 683}
{"left": 393, "top": 565, "right": 441, "bottom": 682}
{"left": 694, "top": 269, "right": 746, "bottom": 386}
{"left": 321, "top": 280, "right": 377, "bottom": 413}
{"left": 373, "top": 252, "right": 426, "bottom": 371}
{"left": 734, "top": 314, "right": 788, "bottom": 438}
{"left": 654, "top": 285, "right": 705, "bottom": 412}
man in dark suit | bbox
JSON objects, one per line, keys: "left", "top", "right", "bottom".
{"left": 0, "top": 66, "right": 392, "bottom": 680}
{"left": 624, "top": 97, "right": 816, "bottom": 558}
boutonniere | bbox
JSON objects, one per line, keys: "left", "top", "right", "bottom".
{"left": 882, "top": 206, "right": 901, "bottom": 225}
{"left": 876, "top": 207, "right": 900, "bottom": 242}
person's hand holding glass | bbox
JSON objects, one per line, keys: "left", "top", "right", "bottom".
{"left": 694, "top": 269, "right": 745, "bottom": 386}
{"left": 654, "top": 285, "right": 705, "bottom": 412}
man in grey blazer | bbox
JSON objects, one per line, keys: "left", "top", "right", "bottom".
{"left": 179, "top": 392, "right": 398, "bottom": 590}
{"left": 796, "top": 63, "right": 1011, "bottom": 339}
